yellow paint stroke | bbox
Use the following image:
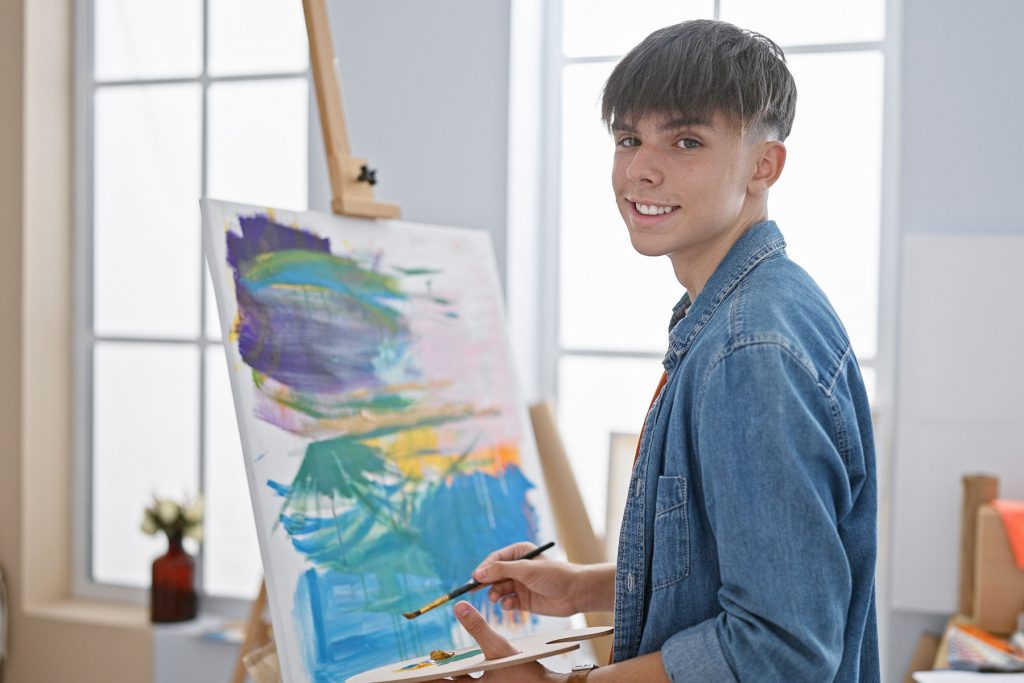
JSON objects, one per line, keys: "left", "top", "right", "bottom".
{"left": 315, "top": 402, "right": 498, "bottom": 440}
{"left": 371, "top": 431, "right": 522, "bottom": 481}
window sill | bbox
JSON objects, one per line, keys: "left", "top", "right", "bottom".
{"left": 24, "top": 597, "right": 247, "bottom": 645}
{"left": 24, "top": 597, "right": 149, "bottom": 630}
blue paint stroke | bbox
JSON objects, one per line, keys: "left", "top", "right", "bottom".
{"left": 289, "top": 466, "right": 538, "bottom": 681}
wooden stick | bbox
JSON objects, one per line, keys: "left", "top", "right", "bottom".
{"left": 528, "top": 401, "right": 613, "bottom": 665}
{"left": 302, "top": 0, "right": 400, "bottom": 219}
{"left": 231, "top": 581, "right": 270, "bottom": 683}
{"left": 957, "top": 474, "right": 999, "bottom": 617}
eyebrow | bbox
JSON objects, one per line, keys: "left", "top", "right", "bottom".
{"left": 611, "top": 116, "right": 713, "bottom": 133}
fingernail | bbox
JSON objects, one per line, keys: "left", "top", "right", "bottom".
{"left": 455, "top": 602, "right": 471, "bottom": 617}
{"left": 476, "top": 567, "right": 488, "bottom": 579}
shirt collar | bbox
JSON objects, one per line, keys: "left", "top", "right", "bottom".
{"left": 663, "top": 220, "right": 787, "bottom": 371}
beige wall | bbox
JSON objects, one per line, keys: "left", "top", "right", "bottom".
{"left": 0, "top": 0, "right": 152, "bottom": 680}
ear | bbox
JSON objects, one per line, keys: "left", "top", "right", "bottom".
{"left": 747, "top": 141, "right": 786, "bottom": 196}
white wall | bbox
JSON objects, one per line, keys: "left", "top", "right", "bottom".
{"left": 886, "top": 0, "right": 1024, "bottom": 680}
{"left": 899, "top": 0, "right": 1024, "bottom": 237}
{"left": 309, "top": 0, "right": 512, "bottom": 284}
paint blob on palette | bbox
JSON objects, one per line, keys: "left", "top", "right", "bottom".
{"left": 201, "top": 200, "right": 567, "bottom": 683}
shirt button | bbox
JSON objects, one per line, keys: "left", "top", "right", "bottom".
{"left": 626, "top": 572, "right": 634, "bottom": 592}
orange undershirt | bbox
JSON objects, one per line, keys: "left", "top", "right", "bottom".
{"left": 634, "top": 370, "right": 668, "bottom": 465}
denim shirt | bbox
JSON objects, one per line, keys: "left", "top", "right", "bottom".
{"left": 612, "top": 221, "right": 879, "bottom": 682}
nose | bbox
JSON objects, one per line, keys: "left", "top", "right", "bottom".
{"left": 626, "top": 145, "right": 663, "bottom": 185}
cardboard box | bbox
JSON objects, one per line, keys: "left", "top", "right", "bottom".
{"left": 973, "top": 504, "right": 1024, "bottom": 634}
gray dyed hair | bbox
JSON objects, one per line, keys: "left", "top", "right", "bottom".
{"left": 602, "top": 20, "right": 797, "bottom": 141}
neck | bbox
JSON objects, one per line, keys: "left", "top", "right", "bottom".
{"left": 671, "top": 211, "right": 767, "bottom": 301}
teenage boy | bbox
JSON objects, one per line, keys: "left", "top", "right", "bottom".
{"left": 452, "top": 19, "right": 878, "bottom": 682}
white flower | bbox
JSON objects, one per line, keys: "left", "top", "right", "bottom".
{"left": 184, "top": 524, "right": 203, "bottom": 544}
{"left": 140, "top": 513, "right": 158, "bottom": 535}
{"left": 156, "top": 499, "right": 179, "bottom": 526}
{"left": 183, "top": 496, "right": 204, "bottom": 525}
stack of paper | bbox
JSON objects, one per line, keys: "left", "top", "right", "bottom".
{"left": 915, "top": 673, "right": 1024, "bottom": 682}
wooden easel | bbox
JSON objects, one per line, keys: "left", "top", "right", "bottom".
{"left": 230, "top": 2, "right": 401, "bottom": 681}
{"left": 303, "top": 0, "right": 400, "bottom": 220}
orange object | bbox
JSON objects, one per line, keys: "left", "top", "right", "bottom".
{"left": 634, "top": 371, "right": 667, "bottom": 464}
{"left": 992, "top": 499, "right": 1024, "bottom": 570}
{"left": 954, "top": 623, "right": 1017, "bottom": 654}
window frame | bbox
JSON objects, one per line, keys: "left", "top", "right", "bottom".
{"left": 72, "top": 0, "right": 311, "bottom": 611}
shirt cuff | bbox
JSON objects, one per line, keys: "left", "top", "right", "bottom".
{"left": 660, "top": 616, "right": 739, "bottom": 682}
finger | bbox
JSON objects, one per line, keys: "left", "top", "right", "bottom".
{"left": 472, "top": 541, "right": 537, "bottom": 582}
{"left": 480, "top": 557, "right": 540, "bottom": 587}
{"left": 454, "top": 601, "right": 520, "bottom": 660}
{"left": 499, "top": 593, "right": 519, "bottom": 611}
{"left": 486, "top": 579, "right": 516, "bottom": 602}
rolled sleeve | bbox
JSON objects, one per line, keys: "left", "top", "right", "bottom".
{"left": 691, "top": 340, "right": 852, "bottom": 680}
{"left": 661, "top": 616, "right": 739, "bottom": 683}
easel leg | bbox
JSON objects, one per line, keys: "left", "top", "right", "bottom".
{"left": 231, "top": 581, "right": 269, "bottom": 683}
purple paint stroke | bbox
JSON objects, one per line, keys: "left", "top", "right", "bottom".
{"left": 225, "top": 214, "right": 419, "bottom": 399}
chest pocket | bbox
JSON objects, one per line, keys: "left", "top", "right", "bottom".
{"left": 651, "top": 475, "right": 690, "bottom": 590}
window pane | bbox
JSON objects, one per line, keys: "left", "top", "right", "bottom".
{"left": 208, "top": 0, "right": 309, "bottom": 76}
{"left": 203, "top": 346, "right": 263, "bottom": 598}
{"left": 861, "top": 364, "right": 877, "bottom": 406}
{"left": 559, "top": 63, "right": 683, "bottom": 352}
{"left": 207, "top": 78, "right": 309, "bottom": 210}
{"left": 558, "top": 355, "right": 665, "bottom": 536}
{"left": 94, "top": 84, "right": 202, "bottom": 339}
{"left": 720, "top": 0, "right": 884, "bottom": 46}
{"left": 94, "top": 0, "right": 202, "bottom": 81}
{"left": 92, "top": 343, "right": 199, "bottom": 587}
{"left": 770, "top": 51, "right": 883, "bottom": 358}
{"left": 205, "top": 268, "right": 223, "bottom": 341}
{"left": 563, "top": 0, "right": 713, "bottom": 58}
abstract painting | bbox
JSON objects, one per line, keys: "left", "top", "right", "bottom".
{"left": 201, "top": 199, "right": 565, "bottom": 682}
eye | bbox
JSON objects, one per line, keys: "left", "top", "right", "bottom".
{"left": 677, "top": 137, "right": 701, "bottom": 150}
{"left": 616, "top": 136, "right": 640, "bottom": 148}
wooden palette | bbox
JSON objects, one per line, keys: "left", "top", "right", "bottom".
{"left": 345, "top": 626, "right": 613, "bottom": 683}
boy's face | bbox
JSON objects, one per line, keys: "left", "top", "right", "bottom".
{"left": 611, "top": 110, "right": 772, "bottom": 283}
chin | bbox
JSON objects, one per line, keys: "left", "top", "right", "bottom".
{"left": 627, "top": 233, "right": 670, "bottom": 258}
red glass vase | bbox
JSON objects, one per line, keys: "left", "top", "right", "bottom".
{"left": 150, "top": 532, "right": 198, "bottom": 623}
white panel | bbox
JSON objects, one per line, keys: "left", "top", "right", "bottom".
{"left": 94, "top": 84, "right": 202, "bottom": 339}
{"left": 203, "top": 346, "right": 262, "bottom": 599}
{"left": 890, "top": 234, "right": 1024, "bottom": 612}
{"left": 563, "top": 0, "right": 713, "bottom": 58}
{"left": 95, "top": 0, "right": 202, "bottom": 80}
{"left": 208, "top": 0, "right": 308, "bottom": 76}
{"left": 720, "top": 0, "right": 885, "bottom": 46}
{"left": 207, "top": 78, "right": 309, "bottom": 210}
{"left": 93, "top": 342, "right": 200, "bottom": 587}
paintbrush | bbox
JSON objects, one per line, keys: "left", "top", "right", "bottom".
{"left": 402, "top": 541, "right": 555, "bottom": 620}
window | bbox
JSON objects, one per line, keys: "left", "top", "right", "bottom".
{"left": 546, "top": 1, "right": 887, "bottom": 535}
{"left": 77, "top": 0, "right": 309, "bottom": 601}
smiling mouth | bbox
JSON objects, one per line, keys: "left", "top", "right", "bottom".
{"left": 632, "top": 201, "right": 679, "bottom": 216}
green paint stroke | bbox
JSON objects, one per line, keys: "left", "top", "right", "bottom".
{"left": 240, "top": 249, "right": 407, "bottom": 334}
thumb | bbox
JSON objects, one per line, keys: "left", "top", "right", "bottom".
{"left": 454, "top": 602, "right": 519, "bottom": 660}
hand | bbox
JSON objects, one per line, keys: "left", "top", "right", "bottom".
{"left": 472, "top": 542, "right": 597, "bottom": 616}
{"left": 451, "top": 601, "right": 564, "bottom": 682}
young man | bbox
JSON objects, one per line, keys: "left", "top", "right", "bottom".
{"left": 452, "top": 19, "right": 878, "bottom": 682}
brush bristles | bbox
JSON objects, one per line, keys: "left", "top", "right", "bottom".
{"left": 404, "top": 593, "right": 450, "bottom": 620}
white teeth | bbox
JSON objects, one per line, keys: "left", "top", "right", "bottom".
{"left": 635, "top": 203, "right": 676, "bottom": 216}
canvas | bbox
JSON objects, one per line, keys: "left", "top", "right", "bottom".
{"left": 202, "top": 199, "right": 567, "bottom": 682}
